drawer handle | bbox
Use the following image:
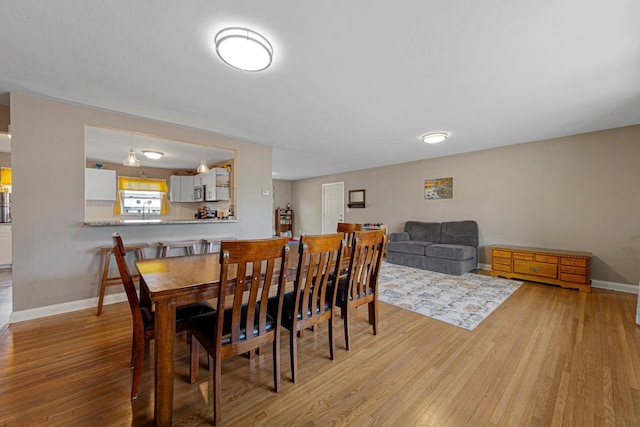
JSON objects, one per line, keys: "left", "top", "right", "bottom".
{"left": 530, "top": 267, "right": 540, "bottom": 272}
{"left": 569, "top": 268, "right": 575, "bottom": 273}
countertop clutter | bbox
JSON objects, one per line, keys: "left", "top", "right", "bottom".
{"left": 84, "top": 218, "right": 238, "bottom": 226}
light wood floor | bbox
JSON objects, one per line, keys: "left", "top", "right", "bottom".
{"left": 1, "top": 279, "right": 639, "bottom": 426}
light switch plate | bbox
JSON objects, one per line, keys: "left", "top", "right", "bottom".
{"left": 262, "top": 189, "right": 270, "bottom": 196}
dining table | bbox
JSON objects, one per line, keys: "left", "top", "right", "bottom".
{"left": 135, "top": 243, "right": 301, "bottom": 426}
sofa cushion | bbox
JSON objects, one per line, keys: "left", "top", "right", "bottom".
{"left": 425, "top": 244, "right": 476, "bottom": 260}
{"left": 404, "top": 221, "right": 441, "bottom": 243}
{"left": 440, "top": 221, "right": 479, "bottom": 247}
{"left": 385, "top": 241, "right": 434, "bottom": 256}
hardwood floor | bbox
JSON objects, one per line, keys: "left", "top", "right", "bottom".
{"left": 0, "top": 280, "right": 638, "bottom": 426}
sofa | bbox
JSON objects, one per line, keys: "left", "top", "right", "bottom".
{"left": 386, "top": 220, "right": 478, "bottom": 275}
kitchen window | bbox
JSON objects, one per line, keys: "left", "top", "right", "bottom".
{"left": 114, "top": 177, "right": 170, "bottom": 216}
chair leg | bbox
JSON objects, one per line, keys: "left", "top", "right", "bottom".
{"left": 290, "top": 329, "right": 297, "bottom": 383}
{"left": 190, "top": 336, "right": 199, "bottom": 384}
{"left": 131, "top": 335, "right": 144, "bottom": 400}
{"left": 96, "top": 252, "right": 111, "bottom": 316}
{"left": 328, "top": 317, "right": 335, "bottom": 360}
{"left": 343, "top": 306, "right": 350, "bottom": 351}
{"left": 212, "top": 354, "right": 221, "bottom": 426}
{"left": 273, "top": 332, "right": 281, "bottom": 393}
{"left": 369, "top": 300, "right": 378, "bottom": 335}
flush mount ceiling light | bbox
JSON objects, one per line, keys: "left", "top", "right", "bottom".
{"left": 215, "top": 27, "right": 273, "bottom": 72}
{"left": 421, "top": 132, "right": 448, "bottom": 144}
{"left": 142, "top": 150, "right": 164, "bottom": 160}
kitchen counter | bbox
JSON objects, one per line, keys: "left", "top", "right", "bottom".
{"left": 84, "top": 218, "right": 238, "bottom": 226}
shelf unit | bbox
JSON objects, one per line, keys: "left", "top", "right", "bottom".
{"left": 275, "top": 208, "right": 293, "bottom": 238}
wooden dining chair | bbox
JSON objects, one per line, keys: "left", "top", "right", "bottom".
{"left": 268, "top": 233, "right": 344, "bottom": 383}
{"left": 188, "top": 237, "right": 289, "bottom": 426}
{"left": 335, "top": 229, "right": 386, "bottom": 350}
{"left": 111, "top": 232, "right": 214, "bottom": 400}
{"left": 336, "top": 222, "right": 363, "bottom": 252}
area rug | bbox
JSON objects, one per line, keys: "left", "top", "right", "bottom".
{"left": 377, "top": 261, "right": 522, "bottom": 330}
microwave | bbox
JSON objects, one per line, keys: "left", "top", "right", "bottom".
{"left": 194, "top": 185, "right": 205, "bottom": 202}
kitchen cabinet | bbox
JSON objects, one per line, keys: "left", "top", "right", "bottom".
{"left": 169, "top": 175, "right": 195, "bottom": 202}
{"left": 201, "top": 168, "right": 230, "bottom": 201}
{"left": 85, "top": 168, "right": 116, "bottom": 201}
{"left": 0, "top": 225, "right": 11, "bottom": 266}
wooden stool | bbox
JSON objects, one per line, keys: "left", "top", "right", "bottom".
{"left": 157, "top": 240, "right": 200, "bottom": 257}
{"left": 97, "top": 242, "right": 149, "bottom": 316}
{"left": 201, "top": 236, "right": 238, "bottom": 254}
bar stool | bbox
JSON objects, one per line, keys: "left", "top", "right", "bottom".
{"left": 97, "top": 242, "right": 149, "bottom": 316}
{"left": 157, "top": 240, "right": 200, "bottom": 257}
{"left": 201, "top": 236, "right": 238, "bottom": 254}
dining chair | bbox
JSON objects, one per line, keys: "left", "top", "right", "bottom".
{"left": 336, "top": 222, "right": 363, "bottom": 252}
{"left": 267, "top": 233, "right": 344, "bottom": 383}
{"left": 334, "top": 229, "right": 386, "bottom": 350}
{"left": 111, "top": 232, "right": 214, "bottom": 400}
{"left": 188, "top": 237, "right": 289, "bottom": 426}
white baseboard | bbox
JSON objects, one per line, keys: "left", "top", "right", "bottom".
{"left": 10, "top": 292, "right": 128, "bottom": 324}
{"left": 477, "top": 264, "right": 637, "bottom": 294}
{"left": 591, "top": 279, "right": 638, "bottom": 294}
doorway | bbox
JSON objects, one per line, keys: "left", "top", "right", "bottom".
{"left": 322, "top": 182, "right": 344, "bottom": 234}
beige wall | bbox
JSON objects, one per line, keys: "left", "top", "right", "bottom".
{"left": 11, "top": 93, "right": 273, "bottom": 311}
{"left": 292, "top": 126, "right": 640, "bottom": 285}
{"left": 0, "top": 152, "right": 10, "bottom": 167}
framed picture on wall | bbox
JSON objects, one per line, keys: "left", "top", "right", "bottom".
{"left": 424, "top": 177, "right": 453, "bottom": 200}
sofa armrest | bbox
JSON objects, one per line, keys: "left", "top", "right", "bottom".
{"left": 389, "top": 232, "right": 410, "bottom": 242}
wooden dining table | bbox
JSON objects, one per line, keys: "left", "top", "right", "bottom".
{"left": 135, "top": 244, "right": 301, "bottom": 426}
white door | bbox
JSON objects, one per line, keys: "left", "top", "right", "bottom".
{"left": 322, "top": 182, "right": 344, "bottom": 234}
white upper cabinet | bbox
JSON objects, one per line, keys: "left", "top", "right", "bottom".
{"left": 85, "top": 168, "right": 116, "bottom": 201}
{"left": 169, "top": 175, "right": 196, "bottom": 202}
{"left": 204, "top": 168, "right": 230, "bottom": 201}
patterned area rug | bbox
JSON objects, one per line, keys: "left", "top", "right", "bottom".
{"left": 378, "top": 261, "right": 522, "bottom": 330}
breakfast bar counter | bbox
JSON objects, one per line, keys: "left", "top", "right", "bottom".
{"left": 84, "top": 218, "right": 238, "bottom": 226}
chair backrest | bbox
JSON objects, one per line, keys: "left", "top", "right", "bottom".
{"left": 112, "top": 232, "right": 144, "bottom": 335}
{"left": 293, "top": 233, "right": 344, "bottom": 326}
{"left": 336, "top": 222, "right": 364, "bottom": 250}
{"left": 343, "top": 230, "right": 386, "bottom": 305}
{"left": 216, "top": 237, "right": 289, "bottom": 359}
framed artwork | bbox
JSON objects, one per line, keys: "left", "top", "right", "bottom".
{"left": 348, "top": 189, "right": 366, "bottom": 208}
{"left": 424, "top": 177, "right": 453, "bottom": 200}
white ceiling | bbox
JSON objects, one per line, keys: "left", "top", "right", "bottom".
{"left": 0, "top": 1, "right": 638, "bottom": 180}
{"left": 85, "top": 126, "right": 234, "bottom": 170}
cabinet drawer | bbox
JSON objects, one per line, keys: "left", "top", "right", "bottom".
{"left": 493, "top": 249, "right": 512, "bottom": 259}
{"left": 535, "top": 254, "right": 558, "bottom": 264}
{"left": 513, "top": 253, "right": 534, "bottom": 261}
{"left": 560, "top": 265, "right": 586, "bottom": 276}
{"left": 493, "top": 257, "right": 511, "bottom": 266}
{"left": 561, "top": 257, "right": 587, "bottom": 268}
{"left": 560, "top": 273, "right": 587, "bottom": 284}
{"left": 492, "top": 263, "right": 512, "bottom": 272}
{"left": 514, "top": 260, "right": 557, "bottom": 279}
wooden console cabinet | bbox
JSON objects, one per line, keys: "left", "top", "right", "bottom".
{"left": 490, "top": 245, "right": 592, "bottom": 292}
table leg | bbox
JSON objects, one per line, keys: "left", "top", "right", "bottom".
{"left": 154, "top": 299, "right": 176, "bottom": 427}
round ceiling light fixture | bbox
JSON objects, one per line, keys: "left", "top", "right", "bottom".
{"left": 215, "top": 27, "right": 273, "bottom": 72}
{"left": 421, "top": 132, "right": 448, "bottom": 144}
{"left": 142, "top": 150, "right": 164, "bottom": 160}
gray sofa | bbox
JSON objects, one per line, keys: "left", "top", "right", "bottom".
{"left": 386, "top": 220, "right": 479, "bottom": 275}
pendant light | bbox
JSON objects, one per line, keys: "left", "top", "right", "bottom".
{"left": 123, "top": 134, "right": 140, "bottom": 167}
{"left": 196, "top": 150, "right": 209, "bottom": 174}
{"left": 197, "top": 159, "right": 210, "bottom": 174}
